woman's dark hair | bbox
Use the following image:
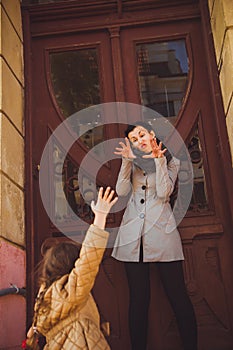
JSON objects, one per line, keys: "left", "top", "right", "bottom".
{"left": 37, "top": 241, "right": 81, "bottom": 288}
{"left": 124, "top": 121, "right": 154, "bottom": 138}
{"left": 125, "top": 121, "right": 172, "bottom": 163}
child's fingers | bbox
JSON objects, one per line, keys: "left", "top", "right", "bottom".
{"left": 98, "top": 187, "right": 104, "bottom": 199}
{"left": 90, "top": 200, "right": 96, "bottom": 212}
{"left": 106, "top": 189, "right": 115, "bottom": 202}
{"left": 110, "top": 196, "right": 118, "bottom": 206}
{"left": 103, "top": 186, "right": 111, "bottom": 200}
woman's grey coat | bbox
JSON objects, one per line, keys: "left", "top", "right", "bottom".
{"left": 112, "top": 157, "right": 184, "bottom": 262}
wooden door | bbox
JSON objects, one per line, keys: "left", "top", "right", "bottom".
{"left": 23, "top": 1, "right": 233, "bottom": 349}
{"left": 25, "top": 28, "right": 131, "bottom": 349}
{"left": 120, "top": 20, "right": 233, "bottom": 349}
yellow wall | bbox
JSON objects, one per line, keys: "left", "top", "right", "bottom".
{"left": 0, "top": 0, "right": 26, "bottom": 348}
{"left": 208, "top": 0, "right": 233, "bottom": 165}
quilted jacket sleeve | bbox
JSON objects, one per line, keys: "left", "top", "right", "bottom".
{"left": 51, "top": 224, "right": 109, "bottom": 309}
{"left": 116, "top": 158, "right": 133, "bottom": 196}
{"left": 154, "top": 156, "right": 180, "bottom": 201}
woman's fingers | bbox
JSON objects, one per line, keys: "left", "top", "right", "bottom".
{"left": 125, "top": 138, "right": 131, "bottom": 147}
{"left": 119, "top": 141, "right": 127, "bottom": 148}
{"left": 142, "top": 146, "right": 167, "bottom": 158}
{"left": 150, "top": 138, "right": 157, "bottom": 146}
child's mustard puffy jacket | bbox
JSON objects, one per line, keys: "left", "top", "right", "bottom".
{"left": 34, "top": 224, "right": 110, "bottom": 350}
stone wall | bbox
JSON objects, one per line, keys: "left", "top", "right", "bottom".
{"left": 0, "top": 0, "right": 26, "bottom": 349}
{"left": 208, "top": 0, "right": 233, "bottom": 165}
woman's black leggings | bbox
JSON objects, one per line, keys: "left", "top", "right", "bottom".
{"left": 125, "top": 260, "right": 197, "bottom": 350}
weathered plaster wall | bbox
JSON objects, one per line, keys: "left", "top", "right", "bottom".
{"left": 208, "top": 0, "right": 233, "bottom": 165}
{"left": 0, "top": 0, "right": 26, "bottom": 349}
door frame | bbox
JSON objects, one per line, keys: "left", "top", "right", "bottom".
{"left": 22, "top": 0, "right": 233, "bottom": 335}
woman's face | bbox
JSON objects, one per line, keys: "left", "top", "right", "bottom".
{"left": 128, "top": 125, "right": 155, "bottom": 153}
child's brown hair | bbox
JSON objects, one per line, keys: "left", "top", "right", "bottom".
{"left": 25, "top": 241, "right": 81, "bottom": 349}
{"left": 38, "top": 241, "right": 81, "bottom": 288}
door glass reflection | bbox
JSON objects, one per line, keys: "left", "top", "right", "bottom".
{"left": 188, "top": 127, "right": 209, "bottom": 213}
{"left": 136, "top": 40, "right": 189, "bottom": 124}
{"left": 53, "top": 141, "right": 96, "bottom": 225}
{"left": 50, "top": 48, "right": 104, "bottom": 151}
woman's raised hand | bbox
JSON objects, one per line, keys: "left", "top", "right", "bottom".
{"left": 114, "top": 138, "right": 136, "bottom": 159}
{"left": 91, "top": 187, "right": 118, "bottom": 216}
{"left": 143, "top": 138, "right": 167, "bottom": 159}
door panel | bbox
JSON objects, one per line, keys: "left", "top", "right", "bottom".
{"left": 30, "top": 29, "right": 131, "bottom": 349}
{"left": 32, "top": 30, "right": 116, "bottom": 238}
{"left": 25, "top": 3, "right": 233, "bottom": 350}
{"left": 121, "top": 21, "right": 233, "bottom": 349}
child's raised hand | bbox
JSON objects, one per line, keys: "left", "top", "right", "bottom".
{"left": 91, "top": 187, "right": 118, "bottom": 216}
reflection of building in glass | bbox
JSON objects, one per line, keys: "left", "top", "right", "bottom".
{"left": 137, "top": 40, "right": 188, "bottom": 124}
{"left": 53, "top": 142, "right": 96, "bottom": 224}
{"left": 50, "top": 49, "right": 105, "bottom": 156}
{"left": 188, "top": 128, "right": 209, "bottom": 212}
{"left": 50, "top": 49, "right": 100, "bottom": 118}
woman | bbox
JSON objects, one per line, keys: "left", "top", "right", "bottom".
{"left": 112, "top": 121, "right": 197, "bottom": 350}
{"left": 24, "top": 187, "right": 118, "bottom": 350}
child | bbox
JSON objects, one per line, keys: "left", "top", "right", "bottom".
{"left": 25, "top": 187, "right": 118, "bottom": 350}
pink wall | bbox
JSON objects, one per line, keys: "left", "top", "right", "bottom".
{"left": 0, "top": 239, "right": 26, "bottom": 349}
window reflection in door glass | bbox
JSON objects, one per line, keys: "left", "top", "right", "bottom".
{"left": 50, "top": 49, "right": 104, "bottom": 151}
{"left": 136, "top": 40, "right": 189, "bottom": 124}
{"left": 53, "top": 141, "right": 95, "bottom": 225}
{"left": 187, "top": 127, "right": 209, "bottom": 213}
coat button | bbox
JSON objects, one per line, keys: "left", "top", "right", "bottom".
{"left": 139, "top": 213, "right": 145, "bottom": 219}
{"left": 140, "top": 199, "right": 145, "bottom": 204}
{"left": 142, "top": 185, "right": 146, "bottom": 190}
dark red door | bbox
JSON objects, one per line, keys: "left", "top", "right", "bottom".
{"left": 23, "top": 1, "right": 233, "bottom": 349}
{"left": 120, "top": 20, "right": 233, "bottom": 349}
{"left": 25, "top": 29, "right": 131, "bottom": 348}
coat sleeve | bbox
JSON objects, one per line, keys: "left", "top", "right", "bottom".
{"left": 115, "top": 158, "right": 133, "bottom": 196}
{"left": 52, "top": 224, "right": 109, "bottom": 308}
{"left": 154, "top": 156, "right": 180, "bottom": 201}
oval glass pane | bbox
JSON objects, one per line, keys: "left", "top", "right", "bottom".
{"left": 49, "top": 48, "right": 103, "bottom": 150}
{"left": 136, "top": 40, "right": 189, "bottom": 124}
